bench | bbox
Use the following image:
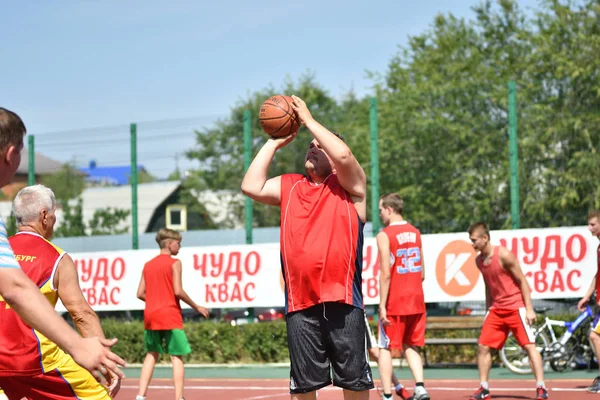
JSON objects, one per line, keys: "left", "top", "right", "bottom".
{"left": 422, "top": 316, "right": 484, "bottom": 366}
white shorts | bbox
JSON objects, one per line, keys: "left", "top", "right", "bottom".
{"left": 364, "top": 312, "right": 377, "bottom": 349}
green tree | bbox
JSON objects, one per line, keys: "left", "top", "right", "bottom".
{"left": 132, "top": 169, "right": 156, "bottom": 184}
{"left": 373, "top": 0, "right": 599, "bottom": 232}
{"left": 370, "top": 0, "right": 532, "bottom": 232}
{"left": 5, "top": 212, "right": 17, "bottom": 237}
{"left": 166, "top": 168, "right": 182, "bottom": 181}
{"left": 54, "top": 199, "right": 87, "bottom": 238}
{"left": 88, "top": 208, "right": 131, "bottom": 236}
{"left": 41, "top": 163, "right": 86, "bottom": 202}
{"left": 515, "top": 0, "right": 600, "bottom": 226}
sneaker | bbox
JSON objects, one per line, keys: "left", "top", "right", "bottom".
{"left": 470, "top": 386, "right": 490, "bottom": 400}
{"left": 412, "top": 386, "right": 430, "bottom": 400}
{"left": 396, "top": 385, "right": 412, "bottom": 400}
{"left": 376, "top": 386, "right": 394, "bottom": 399}
{"left": 536, "top": 386, "right": 548, "bottom": 399}
{"left": 585, "top": 376, "right": 600, "bottom": 393}
{"left": 587, "top": 377, "right": 600, "bottom": 393}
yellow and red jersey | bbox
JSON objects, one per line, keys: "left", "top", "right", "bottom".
{"left": 0, "top": 232, "right": 67, "bottom": 376}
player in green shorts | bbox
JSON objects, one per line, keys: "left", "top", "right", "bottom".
{"left": 136, "top": 229, "right": 209, "bottom": 400}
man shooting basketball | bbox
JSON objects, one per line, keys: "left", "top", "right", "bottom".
{"left": 242, "top": 95, "right": 373, "bottom": 400}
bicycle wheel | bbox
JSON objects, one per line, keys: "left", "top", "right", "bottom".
{"left": 500, "top": 330, "right": 549, "bottom": 374}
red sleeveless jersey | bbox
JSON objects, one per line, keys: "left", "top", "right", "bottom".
{"left": 0, "top": 232, "right": 67, "bottom": 376}
{"left": 142, "top": 254, "right": 184, "bottom": 330}
{"left": 280, "top": 173, "right": 364, "bottom": 313}
{"left": 476, "top": 246, "right": 524, "bottom": 310}
{"left": 382, "top": 221, "right": 425, "bottom": 316}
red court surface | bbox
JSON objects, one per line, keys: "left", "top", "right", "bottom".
{"left": 119, "top": 378, "right": 599, "bottom": 399}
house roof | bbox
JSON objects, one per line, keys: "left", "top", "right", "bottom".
{"left": 79, "top": 165, "right": 146, "bottom": 186}
{"left": 17, "top": 151, "right": 63, "bottom": 175}
{"left": 76, "top": 180, "right": 181, "bottom": 234}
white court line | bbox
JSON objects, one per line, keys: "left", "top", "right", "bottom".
{"left": 243, "top": 394, "right": 288, "bottom": 400}
{"left": 122, "top": 385, "right": 587, "bottom": 392}
{"left": 121, "top": 385, "right": 285, "bottom": 390}
{"left": 428, "top": 387, "right": 585, "bottom": 392}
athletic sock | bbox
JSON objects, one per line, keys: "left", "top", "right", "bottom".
{"left": 536, "top": 381, "right": 545, "bottom": 388}
{"left": 136, "top": 396, "right": 146, "bottom": 400}
{"left": 395, "top": 383, "right": 404, "bottom": 391}
{"left": 416, "top": 382, "right": 424, "bottom": 387}
{"left": 480, "top": 382, "right": 489, "bottom": 390}
{"left": 383, "top": 394, "right": 393, "bottom": 400}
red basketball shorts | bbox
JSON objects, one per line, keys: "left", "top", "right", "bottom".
{"left": 479, "top": 308, "right": 535, "bottom": 350}
{"left": 378, "top": 313, "right": 426, "bottom": 349}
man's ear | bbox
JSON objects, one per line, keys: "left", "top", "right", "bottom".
{"left": 41, "top": 209, "right": 48, "bottom": 224}
{"left": 4, "top": 145, "right": 18, "bottom": 166}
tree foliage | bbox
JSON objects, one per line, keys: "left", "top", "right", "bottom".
{"left": 88, "top": 207, "right": 131, "bottom": 236}
{"left": 185, "top": 0, "right": 600, "bottom": 233}
{"left": 54, "top": 199, "right": 87, "bottom": 238}
{"left": 41, "top": 164, "right": 86, "bottom": 203}
{"left": 5, "top": 212, "right": 17, "bottom": 237}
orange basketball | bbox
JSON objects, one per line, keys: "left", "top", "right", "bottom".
{"left": 258, "top": 95, "right": 300, "bottom": 138}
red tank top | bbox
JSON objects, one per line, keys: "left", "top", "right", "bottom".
{"left": 280, "top": 173, "right": 364, "bottom": 313}
{"left": 476, "top": 246, "right": 524, "bottom": 310}
{"left": 142, "top": 254, "right": 183, "bottom": 330}
{"left": 595, "top": 244, "right": 600, "bottom": 301}
{"left": 383, "top": 222, "right": 425, "bottom": 315}
{"left": 0, "top": 232, "right": 67, "bottom": 376}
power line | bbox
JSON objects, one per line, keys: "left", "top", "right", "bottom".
{"left": 35, "top": 131, "right": 199, "bottom": 148}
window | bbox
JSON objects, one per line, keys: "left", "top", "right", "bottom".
{"left": 166, "top": 204, "right": 187, "bottom": 231}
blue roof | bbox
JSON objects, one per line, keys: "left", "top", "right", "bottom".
{"left": 79, "top": 165, "right": 145, "bottom": 186}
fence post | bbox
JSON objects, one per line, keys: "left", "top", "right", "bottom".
{"left": 28, "top": 135, "right": 35, "bottom": 185}
{"left": 370, "top": 97, "right": 380, "bottom": 235}
{"left": 130, "top": 123, "right": 139, "bottom": 250}
{"left": 243, "top": 110, "right": 253, "bottom": 245}
{"left": 243, "top": 110, "right": 254, "bottom": 323}
{"left": 508, "top": 81, "right": 520, "bottom": 229}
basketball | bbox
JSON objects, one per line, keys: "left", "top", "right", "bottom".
{"left": 258, "top": 95, "right": 300, "bottom": 138}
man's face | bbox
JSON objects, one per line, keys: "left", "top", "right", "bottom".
{"left": 589, "top": 217, "right": 600, "bottom": 238}
{"left": 469, "top": 231, "right": 488, "bottom": 252}
{"left": 168, "top": 239, "right": 181, "bottom": 255}
{"left": 0, "top": 140, "right": 23, "bottom": 187}
{"left": 378, "top": 200, "right": 391, "bottom": 227}
{"left": 305, "top": 140, "right": 333, "bottom": 176}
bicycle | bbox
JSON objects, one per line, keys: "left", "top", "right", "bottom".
{"left": 500, "top": 305, "right": 596, "bottom": 374}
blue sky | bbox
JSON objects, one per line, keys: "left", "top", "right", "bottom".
{"left": 2, "top": 0, "right": 540, "bottom": 178}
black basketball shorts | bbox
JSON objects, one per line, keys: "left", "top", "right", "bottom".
{"left": 286, "top": 302, "right": 374, "bottom": 394}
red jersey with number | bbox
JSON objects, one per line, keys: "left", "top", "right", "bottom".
{"left": 476, "top": 246, "right": 524, "bottom": 310}
{"left": 280, "top": 173, "right": 364, "bottom": 313}
{"left": 383, "top": 221, "right": 425, "bottom": 316}
{"left": 595, "top": 244, "right": 600, "bottom": 301}
{"left": 142, "top": 254, "right": 184, "bottom": 330}
{"left": 0, "top": 232, "right": 67, "bottom": 376}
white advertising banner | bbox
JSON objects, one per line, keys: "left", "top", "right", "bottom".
{"left": 55, "top": 226, "right": 598, "bottom": 312}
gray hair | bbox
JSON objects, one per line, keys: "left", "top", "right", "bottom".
{"left": 13, "top": 184, "right": 56, "bottom": 226}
